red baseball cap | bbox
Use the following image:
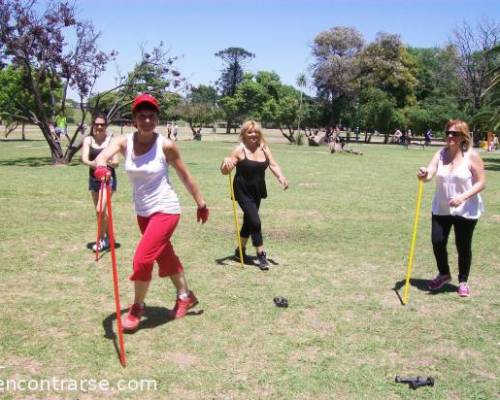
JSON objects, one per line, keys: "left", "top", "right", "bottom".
{"left": 132, "top": 93, "right": 159, "bottom": 112}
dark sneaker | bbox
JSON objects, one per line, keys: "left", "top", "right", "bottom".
{"left": 170, "top": 291, "right": 199, "bottom": 320}
{"left": 257, "top": 252, "right": 269, "bottom": 271}
{"left": 234, "top": 248, "right": 251, "bottom": 263}
{"left": 427, "top": 274, "right": 451, "bottom": 290}
{"left": 122, "top": 303, "right": 145, "bottom": 333}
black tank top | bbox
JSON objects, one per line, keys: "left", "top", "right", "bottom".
{"left": 233, "top": 145, "right": 269, "bottom": 202}
{"left": 88, "top": 137, "right": 116, "bottom": 180}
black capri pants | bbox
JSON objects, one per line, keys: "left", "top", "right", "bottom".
{"left": 431, "top": 214, "right": 478, "bottom": 283}
{"left": 238, "top": 199, "right": 263, "bottom": 247}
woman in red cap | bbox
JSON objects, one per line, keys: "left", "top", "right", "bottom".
{"left": 94, "top": 93, "right": 209, "bottom": 332}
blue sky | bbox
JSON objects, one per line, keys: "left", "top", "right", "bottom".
{"left": 74, "top": 0, "right": 499, "bottom": 96}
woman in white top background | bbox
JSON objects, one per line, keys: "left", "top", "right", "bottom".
{"left": 94, "top": 93, "right": 209, "bottom": 333}
{"left": 417, "top": 119, "right": 485, "bottom": 297}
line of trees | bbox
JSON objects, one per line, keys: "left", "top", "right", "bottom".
{"left": 0, "top": 0, "right": 499, "bottom": 164}
{"left": 171, "top": 22, "right": 500, "bottom": 144}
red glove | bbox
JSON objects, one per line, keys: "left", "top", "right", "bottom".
{"left": 197, "top": 205, "right": 209, "bottom": 224}
{"left": 94, "top": 166, "right": 111, "bottom": 181}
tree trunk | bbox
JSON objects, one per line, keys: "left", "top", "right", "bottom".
{"left": 225, "top": 118, "right": 234, "bottom": 134}
{"left": 21, "top": 123, "right": 26, "bottom": 141}
{"left": 188, "top": 121, "right": 197, "bottom": 135}
{"left": 279, "top": 127, "right": 296, "bottom": 143}
{"left": 4, "top": 122, "right": 18, "bottom": 138}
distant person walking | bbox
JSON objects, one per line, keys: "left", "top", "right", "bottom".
{"left": 424, "top": 128, "right": 433, "bottom": 146}
{"left": 172, "top": 123, "right": 178, "bottom": 141}
{"left": 220, "top": 120, "right": 288, "bottom": 270}
{"left": 487, "top": 131, "right": 496, "bottom": 152}
{"left": 81, "top": 114, "right": 119, "bottom": 252}
{"left": 417, "top": 119, "right": 485, "bottom": 297}
{"left": 94, "top": 93, "right": 209, "bottom": 332}
{"left": 55, "top": 112, "right": 69, "bottom": 141}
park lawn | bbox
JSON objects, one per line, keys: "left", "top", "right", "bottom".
{"left": 0, "top": 131, "right": 499, "bottom": 400}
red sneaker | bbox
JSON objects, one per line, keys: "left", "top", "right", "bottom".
{"left": 170, "top": 291, "right": 198, "bottom": 320}
{"left": 122, "top": 303, "right": 145, "bottom": 332}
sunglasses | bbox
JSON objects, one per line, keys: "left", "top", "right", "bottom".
{"left": 446, "top": 131, "right": 460, "bottom": 137}
{"left": 93, "top": 123, "right": 106, "bottom": 127}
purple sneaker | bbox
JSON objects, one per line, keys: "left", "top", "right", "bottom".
{"left": 427, "top": 274, "right": 451, "bottom": 290}
{"left": 458, "top": 282, "right": 471, "bottom": 297}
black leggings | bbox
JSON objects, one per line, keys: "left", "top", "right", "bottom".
{"left": 238, "top": 199, "right": 263, "bottom": 247}
{"left": 431, "top": 214, "right": 478, "bottom": 282}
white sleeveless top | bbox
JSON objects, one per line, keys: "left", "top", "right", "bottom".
{"left": 432, "top": 149, "right": 484, "bottom": 219}
{"left": 124, "top": 133, "right": 180, "bottom": 217}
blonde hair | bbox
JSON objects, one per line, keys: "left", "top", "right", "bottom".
{"left": 445, "top": 119, "right": 472, "bottom": 151}
{"left": 239, "top": 120, "right": 266, "bottom": 146}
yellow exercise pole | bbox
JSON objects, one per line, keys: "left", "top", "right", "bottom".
{"left": 402, "top": 180, "right": 424, "bottom": 305}
{"left": 228, "top": 171, "right": 244, "bottom": 268}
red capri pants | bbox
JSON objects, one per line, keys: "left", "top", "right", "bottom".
{"left": 130, "top": 213, "right": 183, "bottom": 281}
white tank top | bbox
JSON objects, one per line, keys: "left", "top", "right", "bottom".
{"left": 432, "top": 149, "right": 484, "bottom": 219}
{"left": 124, "top": 133, "right": 180, "bottom": 217}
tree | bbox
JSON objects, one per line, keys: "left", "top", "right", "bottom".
{"left": 0, "top": 0, "right": 115, "bottom": 163}
{"left": 0, "top": 65, "right": 57, "bottom": 139}
{"left": 173, "top": 84, "right": 221, "bottom": 137}
{"left": 359, "top": 33, "right": 417, "bottom": 107}
{"left": 476, "top": 44, "right": 500, "bottom": 130}
{"left": 188, "top": 84, "right": 218, "bottom": 105}
{"left": 359, "top": 87, "right": 401, "bottom": 142}
{"left": 90, "top": 43, "right": 185, "bottom": 126}
{"left": 215, "top": 47, "right": 254, "bottom": 133}
{"left": 409, "top": 46, "right": 461, "bottom": 101}
{"left": 296, "top": 72, "right": 307, "bottom": 136}
{"left": 452, "top": 19, "right": 500, "bottom": 114}
{"left": 232, "top": 71, "right": 303, "bottom": 142}
{"left": 311, "top": 26, "right": 364, "bottom": 127}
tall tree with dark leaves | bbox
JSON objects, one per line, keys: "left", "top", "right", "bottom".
{"left": 215, "top": 47, "right": 254, "bottom": 133}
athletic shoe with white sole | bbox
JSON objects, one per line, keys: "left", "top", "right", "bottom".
{"left": 92, "top": 238, "right": 110, "bottom": 252}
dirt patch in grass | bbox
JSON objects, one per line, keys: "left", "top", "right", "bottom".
{"left": 163, "top": 351, "right": 199, "bottom": 368}
{"left": 4, "top": 355, "right": 42, "bottom": 375}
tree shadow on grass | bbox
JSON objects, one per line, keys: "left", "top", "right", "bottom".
{"left": 0, "top": 156, "right": 53, "bottom": 167}
{"left": 0, "top": 138, "right": 43, "bottom": 142}
{"left": 215, "top": 253, "right": 279, "bottom": 269}
{"left": 102, "top": 306, "right": 204, "bottom": 361}
{"left": 0, "top": 156, "right": 79, "bottom": 167}
{"left": 483, "top": 157, "right": 500, "bottom": 172}
{"left": 393, "top": 278, "right": 458, "bottom": 305}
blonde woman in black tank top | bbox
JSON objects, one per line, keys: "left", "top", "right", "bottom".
{"left": 220, "top": 120, "right": 288, "bottom": 270}
{"left": 81, "top": 114, "right": 119, "bottom": 252}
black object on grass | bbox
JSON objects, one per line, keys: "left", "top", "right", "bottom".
{"left": 273, "top": 297, "right": 288, "bottom": 308}
{"left": 395, "top": 376, "right": 434, "bottom": 390}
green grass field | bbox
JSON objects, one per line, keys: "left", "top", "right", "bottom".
{"left": 0, "top": 129, "right": 499, "bottom": 399}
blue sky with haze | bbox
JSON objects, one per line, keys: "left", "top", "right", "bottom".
{"left": 73, "top": 0, "right": 499, "bottom": 96}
